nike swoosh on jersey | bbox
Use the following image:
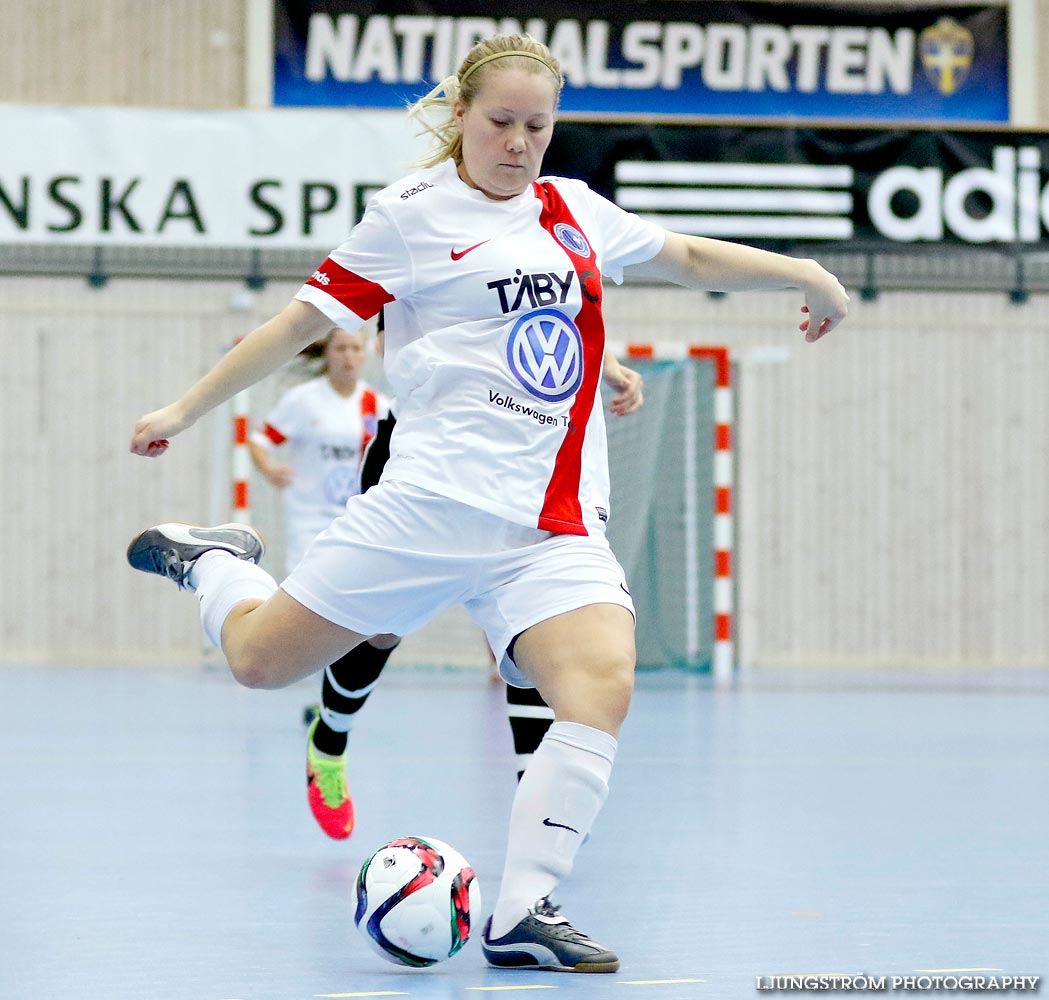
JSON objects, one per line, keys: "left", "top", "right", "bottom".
{"left": 450, "top": 240, "right": 490, "bottom": 260}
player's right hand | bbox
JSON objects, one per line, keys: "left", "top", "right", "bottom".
{"left": 266, "top": 465, "right": 294, "bottom": 488}
{"left": 602, "top": 357, "right": 644, "bottom": 416}
{"left": 130, "top": 403, "right": 191, "bottom": 457}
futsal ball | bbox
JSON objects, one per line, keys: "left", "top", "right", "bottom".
{"left": 354, "top": 836, "right": 481, "bottom": 967}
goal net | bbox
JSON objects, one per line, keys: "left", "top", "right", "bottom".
{"left": 605, "top": 354, "right": 723, "bottom": 675}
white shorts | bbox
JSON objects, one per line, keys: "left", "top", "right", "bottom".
{"left": 280, "top": 480, "right": 635, "bottom": 687}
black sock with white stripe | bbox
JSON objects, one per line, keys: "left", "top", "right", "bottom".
{"left": 311, "top": 641, "right": 398, "bottom": 757}
{"left": 505, "top": 684, "right": 555, "bottom": 780}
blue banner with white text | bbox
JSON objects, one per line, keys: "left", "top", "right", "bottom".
{"left": 273, "top": 1, "right": 1009, "bottom": 122}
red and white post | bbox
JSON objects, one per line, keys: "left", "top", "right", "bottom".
{"left": 231, "top": 389, "right": 252, "bottom": 525}
{"left": 619, "top": 343, "right": 735, "bottom": 682}
{"left": 230, "top": 336, "right": 252, "bottom": 526}
{"left": 691, "top": 347, "right": 734, "bottom": 684}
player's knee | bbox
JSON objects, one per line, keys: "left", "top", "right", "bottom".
{"left": 600, "top": 651, "right": 636, "bottom": 725}
{"left": 553, "top": 645, "right": 635, "bottom": 732}
{"left": 227, "top": 646, "right": 284, "bottom": 690}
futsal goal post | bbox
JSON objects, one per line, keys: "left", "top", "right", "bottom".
{"left": 219, "top": 345, "right": 735, "bottom": 682}
{"left": 604, "top": 344, "right": 735, "bottom": 682}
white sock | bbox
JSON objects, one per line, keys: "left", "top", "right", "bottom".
{"left": 488, "top": 721, "right": 617, "bottom": 938}
{"left": 190, "top": 551, "right": 277, "bottom": 648}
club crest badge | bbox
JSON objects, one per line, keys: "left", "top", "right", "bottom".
{"left": 553, "top": 222, "right": 590, "bottom": 257}
{"left": 919, "top": 16, "right": 974, "bottom": 97}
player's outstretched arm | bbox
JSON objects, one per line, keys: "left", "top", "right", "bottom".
{"left": 602, "top": 351, "right": 644, "bottom": 417}
{"left": 630, "top": 231, "right": 850, "bottom": 343}
{"left": 130, "top": 299, "right": 334, "bottom": 457}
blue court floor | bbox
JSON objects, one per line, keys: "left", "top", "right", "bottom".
{"left": 1, "top": 662, "right": 1046, "bottom": 1000}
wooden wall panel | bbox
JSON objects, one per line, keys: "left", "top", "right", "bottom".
{"left": 0, "top": 278, "right": 247, "bottom": 662}
{"left": 0, "top": 276, "right": 493, "bottom": 668}
{"left": 602, "top": 283, "right": 1049, "bottom": 669}
{"left": 1, "top": 276, "right": 1046, "bottom": 670}
{"left": 0, "top": 0, "right": 245, "bottom": 107}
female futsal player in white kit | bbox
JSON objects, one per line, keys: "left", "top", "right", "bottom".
{"left": 128, "top": 32, "right": 848, "bottom": 972}
{"left": 254, "top": 312, "right": 642, "bottom": 842}
{"left": 248, "top": 327, "right": 389, "bottom": 578}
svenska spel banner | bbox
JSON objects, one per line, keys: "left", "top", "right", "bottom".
{"left": 0, "top": 106, "right": 425, "bottom": 248}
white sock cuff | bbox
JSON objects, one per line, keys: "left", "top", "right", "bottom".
{"left": 196, "top": 558, "right": 277, "bottom": 648}
{"left": 506, "top": 703, "right": 556, "bottom": 721}
{"left": 544, "top": 720, "right": 618, "bottom": 765}
{"left": 325, "top": 666, "right": 381, "bottom": 700}
{"left": 319, "top": 708, "right": 355, "bottom": 734}
{"left": 186, "top": 549, "right": 232, "bottom": 591}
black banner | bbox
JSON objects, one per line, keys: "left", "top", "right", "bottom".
{"left": 543, "top": 123, "right": 1049, "bottom": 248}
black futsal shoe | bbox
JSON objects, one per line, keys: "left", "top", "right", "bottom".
{"left": 127, "top": 523, "right": 264, "bottom": 590}
{"left": 481, "top": 897, "right": 620, "bottom": 973}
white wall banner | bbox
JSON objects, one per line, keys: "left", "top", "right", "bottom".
{"left": 0, "top": 106, "right": 427, "bottom": 248}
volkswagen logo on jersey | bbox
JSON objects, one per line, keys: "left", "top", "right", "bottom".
{"left": 553, "top": 223, "right": 590, "bottom": 257}
{"left": 505, "top": 308, "right": 583, "bottom": 403}
{"left": 323, "top": 465, "right": 358, "bottom": 507}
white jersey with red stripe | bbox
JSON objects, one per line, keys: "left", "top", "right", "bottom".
{"left": 294, "top": 158, "right": 664, "bottom": 536}
{"left": 252, "top": 377, "right": 389, "bottom": 546}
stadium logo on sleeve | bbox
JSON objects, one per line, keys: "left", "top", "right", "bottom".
{"left": 505, "top": 308, "right": 583, "bottom": 402}
{"left": 553, "top": 223, "right": 590, "bottom": 257}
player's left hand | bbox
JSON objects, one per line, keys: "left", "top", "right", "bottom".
{"left": 602, "top": 356, "right": 644, "bottom": 416}
{"left": 799, "top": 262, "right": 850, "bottom": 342}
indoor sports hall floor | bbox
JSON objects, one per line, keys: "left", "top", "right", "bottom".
{"left": 2, "top": 662, "right": 1046, "bottom": 1000}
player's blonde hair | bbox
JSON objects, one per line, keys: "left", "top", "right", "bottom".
{"left": 407, "top": 34, "right": 563, "bottom": 168}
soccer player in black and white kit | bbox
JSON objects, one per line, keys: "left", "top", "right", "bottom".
{"left": 128, "top": 32, "right": 848, "bottom": 972}
{"left": 245, "top": 324, "right": 399, "bottom": 839}
{"left": 300, "top": 309, "right": 646, "bottom": 841}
